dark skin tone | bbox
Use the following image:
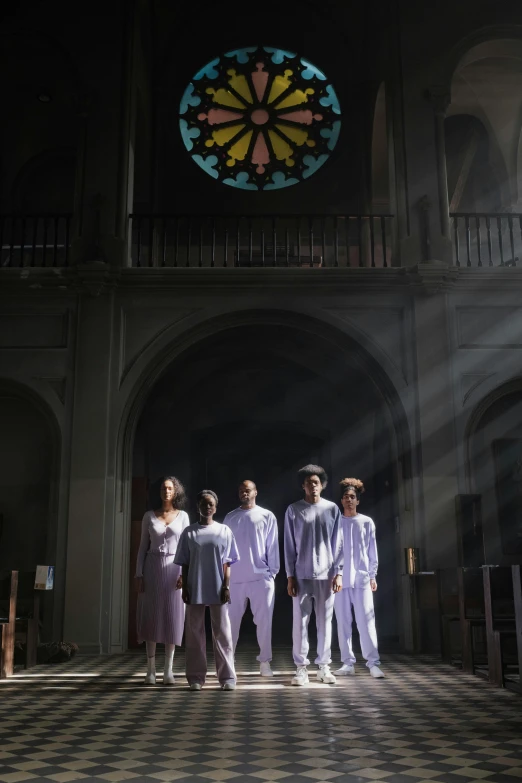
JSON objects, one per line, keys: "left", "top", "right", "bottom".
{"left": 135, "top": 480, "right": 182, "bottom": 594}
{"left": 287, "top": 474, "right": 343, "bottom": 598}
{"left": 239, "top": 480, "right": 257, "bottom": 509}
{"left": 180, "top": 494, "right": 231, "bottom": 605}
{"left": 341, "top": 488, "right": 377, "bottom": 592}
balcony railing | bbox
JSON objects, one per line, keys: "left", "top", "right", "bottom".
{"left": 0, "top": 215, "right": 72, "bottom": 268}
{"left": 129, "top": 214, "right": 395, "bottom": 269}
{"left": 1, "top": 212, "right": 518, "bottom": 271}
{"left": 451, "top": 213, "right": 522, "bottom": 268}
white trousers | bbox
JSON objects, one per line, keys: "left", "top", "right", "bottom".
{"left": 229, "top": 577, "right": 275, "bottom": 662}
{"left": 335, "top": 586, "right": 380, "bottom": 668}
{"left": 292, "top": 579, "right": 335, "bottom": 666}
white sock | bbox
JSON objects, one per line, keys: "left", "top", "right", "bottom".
{"left": 146, "top": 641, "right": 156, "bottom": 675}
{"left": 164, "top": 644, "right": 175, "bottom": 676}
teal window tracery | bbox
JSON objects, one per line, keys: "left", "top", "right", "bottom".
{"left": 179, "top": 46, "right": 341, "bottom": 191}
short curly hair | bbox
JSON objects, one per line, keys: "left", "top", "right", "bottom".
{"left": 298, "top": 464, "right": 328, "bottom": 488}
{"left": 340, "top": 477, "right": 365, "bottom": 499}
{"left": 159, "top": 476, "right": 187, "bottom": 510}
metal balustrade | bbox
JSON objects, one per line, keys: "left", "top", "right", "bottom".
{"left": 0, "top": 215, "right": 72, "bottom": 268}
{"left": 451, "top": 213, "right": 522, "bottom": 268}
{"left": 2, "top": 212, "right": 518, "bottom": 271}
{"left": 129, "top": 214, "right": 395, "bottom": 269}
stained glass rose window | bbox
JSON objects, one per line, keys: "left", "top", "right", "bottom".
{"left": 179, "top": 46, "right": 341, "bottom": 190}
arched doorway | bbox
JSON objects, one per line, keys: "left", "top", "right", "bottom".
{"left": 0, "top": 381, "right": 60, "bottom": 640}
{"left": 467, "top": 380, "right": 522, "bottom": 565}
{"left": 127, "top": 317, "right": 408, "bottom": 650}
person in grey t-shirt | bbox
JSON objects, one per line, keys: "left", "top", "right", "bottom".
{"left": 175, "top": 490, "right": 239, "bottom": 691}
{"left": 284, "top": 464, "right": 343, "bottom": 686}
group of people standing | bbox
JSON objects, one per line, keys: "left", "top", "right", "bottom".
{"left": 135, "top": 464, "right": 384, "bottom": 690}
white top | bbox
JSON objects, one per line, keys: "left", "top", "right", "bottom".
{"left": 341, "top": 513, "right": 378, "bottom": 588}
{"left": 174, "top": 522, "right": 239, "bottom": 605}
{"left": 223, "top": 505, "right": 280, "bottom": 583}
{"left": 284, "top": 497, "right": 344, "bottom": 580}
{"left": 135, "top": 510, "right": 190, "bottom": 577}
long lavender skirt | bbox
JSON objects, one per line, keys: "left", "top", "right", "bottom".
{"left": 137, "top": 553, "right": 185, "bottom": 645}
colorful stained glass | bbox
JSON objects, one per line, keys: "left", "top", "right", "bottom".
{"left": 179, "top": 46, "right": 341, "bottom": 191}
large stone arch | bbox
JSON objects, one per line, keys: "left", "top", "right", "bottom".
{"left": 107, "top": 307, "right": 416, "bottom": 652}
{"left": 446, "top": 31, "right": 522, "bottom": 209}
{"left": 464, "top": 376, "right": 522, "bottom": 564}
{"left": 0, "top": 377, "right": 64, "bottom": 638}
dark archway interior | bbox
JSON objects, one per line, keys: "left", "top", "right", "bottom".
{"left": 0, "top": 389, "right": 57, "bottom": 638}
{"left": 131, "top": 324, "right": 400, "bottom": 648}
{"left": 471, "top": 389, "right": 522, "bottom": 564}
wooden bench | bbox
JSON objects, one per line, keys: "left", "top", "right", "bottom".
{"left": 0, "top": 570, "right": 18, "bottom": 678}
{"left": 482, "top": 565, "right": 519, "bottom": 689}
{"left": 14, "top": 571, "right": 40, "bottom": 669}
{"left": 456, "top": 567, "right": 487, "bottom": 674}
{"left": 0, "top": 570, "right": 40, "bottom": 675}
{"left": 435, "top": 569, "right": 460, "bottom": 664}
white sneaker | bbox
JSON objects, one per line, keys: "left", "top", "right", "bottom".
{"left": 335, "top": 664, "right": 355, "bottom": 676}
{"left": 370, "top": 665, "right": 385, "bottom": 678}
{"left": 317, "top": 664, "right": 336, "bottom": 684}
{"left": 291, "top": 666, "right": 309, "bottom": 686}
{"left": 221, "top": 682, "right": 236, "bottom": 690}
{"left": 143, "top": 673, "right": 156, "bottom": 685}
{"left": 189, "top": 682, "right": 202, "bottom": 691}
{"left": 260, "top": 662, "right": 274, "bottom": 677}
{"left": 163, "top": 671, "right": 175, "bottom": 685}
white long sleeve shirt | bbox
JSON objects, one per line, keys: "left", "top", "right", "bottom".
{"left": 284, "top": 498, "right": 343, "bottom": 581}
{"left": 341, "top": 513, "right": 378, "bottom": 589}
{"left": 224, "top": 505, "right": 280, "bottom": 583}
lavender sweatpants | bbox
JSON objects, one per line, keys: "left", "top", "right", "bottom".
{"left": 185, "top": 604, "right": 236, "bottom": 686}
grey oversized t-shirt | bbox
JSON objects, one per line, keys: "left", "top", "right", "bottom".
{"left": 174, "top": 522, "right": 239, "bottom": 605}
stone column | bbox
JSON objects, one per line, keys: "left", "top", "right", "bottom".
{"left": 412, "top": 292, "right": 460, "bottom": 570}
{"left": 69, "top": 5, "right": 138, "bottom": 268}
{"left": 63, "top": 287, "right": 116, "bottom": 652}
{"left": 427, "top": 86, "right": 451, "bottom": 243}
{"left": 386, "top": 61, "right": 453, "bottom": 266}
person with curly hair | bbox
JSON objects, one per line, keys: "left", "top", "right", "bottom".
{"left": 175, "top": 490, "right": 239, "bottom": 691}
{"left": 135, "top": 476, "right": 190, "bottom": 685}
{"left": 334, "top": 478, "right": 384, "bottom": 678}
{"left": 284, "top": 464, "right": 344, "bottom": 686}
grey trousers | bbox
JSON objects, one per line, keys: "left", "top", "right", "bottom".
{"left": 185, "top": 603, "right": 236, "bottom": 686}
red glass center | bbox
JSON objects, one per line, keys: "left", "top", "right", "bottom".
{"left": 251, "top": 109, "right": 269, "bottom": 125}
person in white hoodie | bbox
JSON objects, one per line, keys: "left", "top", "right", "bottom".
{"left": 284, "top": 464, "right": 344, "bottom": 686}
{"left": 334, "top": 478, "right": 384, "bottom": 679}
{"left": 224, "top": 480, "right": 280, "bottom": 677}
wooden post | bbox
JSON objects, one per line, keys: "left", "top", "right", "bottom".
{"left": 1, "top": 570, "right": 18, "bottom": 678}
{"left": 512, "top": 565, "right": 522, "bottom": 692}
{"left": 483, "top": 566, "right": 502, "bottom": 687}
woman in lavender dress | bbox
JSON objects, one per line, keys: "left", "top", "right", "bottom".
{"left": 135, "top": 476, "right": 190, "bottom": 685}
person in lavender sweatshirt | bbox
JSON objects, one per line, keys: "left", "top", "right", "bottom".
{"left": 284, "top": 464, "right": 343, "bottom": 686}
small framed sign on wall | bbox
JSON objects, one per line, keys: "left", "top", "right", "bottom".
{"left": 34, "top": 565, "right": 54, "bottom": 590}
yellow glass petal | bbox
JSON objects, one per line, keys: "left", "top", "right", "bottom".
{"left": 212, "top": 124, "right": 245, "bottom": 147}
{"left": 275, "top": 123, "right": 309, "bottom": 147}
{"left": 268, "top": 129, "right": 295, "bottom": 166}
{"left": 275, "top": 87, "right": 314, "bottom": 110}
{"left": 227, "top": 130, "right": 253, "bottom": 165}
{"left": 206, "top": 87, "right": 245, "bottom": 110}
{"left": 268, "top": 70, "right": 293, "bottom": 104}
{"left": 227, "top": 69, "right": 253, "bottom": 104}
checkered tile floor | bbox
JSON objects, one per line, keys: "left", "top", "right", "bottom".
{"left": 1, "top": 647, "right": 521, "bottom": 783}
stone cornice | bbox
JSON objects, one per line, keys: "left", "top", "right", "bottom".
{"left": 0, "top": 264, "right": 521, "bottom": 297}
